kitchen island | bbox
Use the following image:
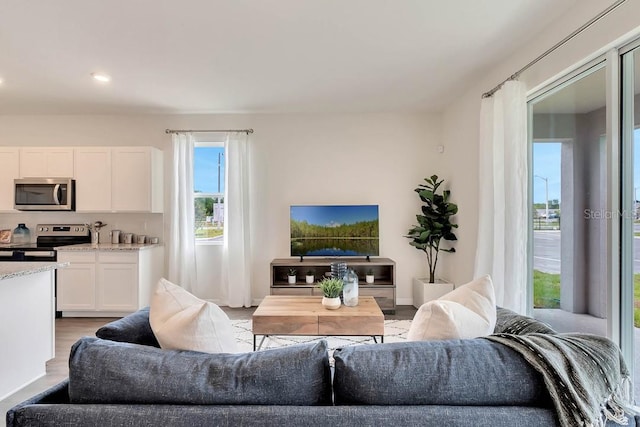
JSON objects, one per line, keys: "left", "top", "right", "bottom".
{"left": 0, "top": 262, "right": 67, "bottom": 401}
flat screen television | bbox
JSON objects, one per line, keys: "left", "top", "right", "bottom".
{"left": 290, "top": 205, "right": 379, "bottom": 257}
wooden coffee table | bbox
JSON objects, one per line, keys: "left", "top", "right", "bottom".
{"left": 252, "top": 295, "right": 385, "bottom": 350}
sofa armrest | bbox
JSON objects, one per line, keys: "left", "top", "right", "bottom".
{"left": 6, "top": 380, "right": 69, "bottom": 427}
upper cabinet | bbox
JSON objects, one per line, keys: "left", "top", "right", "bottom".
{"left": 111, "top": 147, "right": 163, "bottom": 213}
{"left": 19, "top": 148, "right": 74, "bottom": 178}
{"left": 75, "top": 146, "right": 163, "bottom": 213}
{"left": 0, "top": 148, "right": 19, "bottom": 211}
{"left": 74, "top": 148, "right": 112, "bottom": 212}
{"left": 0, "top": 146, "right": 163, "bottom": 213}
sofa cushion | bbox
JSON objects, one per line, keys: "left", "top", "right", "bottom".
{"left": 150, "top": 278, "right": 238, "bottom": 353}
{"left": 95, "top": 307, "right": 160, "bottom": 347}
{"left": 333, "top": 339, "right": 551, "bottom": 406}
{"left": 68, "top": 337, "right": 332, "bottom": 405}
{"left": 407, "top": 275, "right": 496, "bottom": 341}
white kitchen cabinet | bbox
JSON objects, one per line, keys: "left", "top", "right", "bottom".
{"left": 5, "top": 145, "right": 162, "bottom": 212}
{"left": 57, "top": 246, "right": 164, "bottom": 317}
{"left": 112, "top": 147, "right": 163, "bottom": 213}
{"left": 0, "top": 148, "right": 19, "bottom": 211}
{"left": 19, "top": 148, "right": 74, "bottom": 178}
{"left": 96, "top": 262, "right": 138, "bottom": 311}
{"left": 74, "top": 148, "right": 112, "bottom": 211}
{"left": 57, "top": 252, "right": 97, "bottom": 310}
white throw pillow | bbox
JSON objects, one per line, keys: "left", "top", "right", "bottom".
{"left": 149, "top": 278, "right": 238, "bottom": 353}
{"left": 407, "top": 275, "right": 496, "bottom": 341}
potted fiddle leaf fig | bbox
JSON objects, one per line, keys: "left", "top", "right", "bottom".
{"left": 406, "top": 175, "right": 458, "bottom": 294}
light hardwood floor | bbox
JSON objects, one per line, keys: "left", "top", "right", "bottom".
{"left": 1, "top": 305, "right": 416, "bottom": 426}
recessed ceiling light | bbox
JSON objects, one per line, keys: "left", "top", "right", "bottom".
{"left": 91, "top": 72, "right": 111, "bottom": 83}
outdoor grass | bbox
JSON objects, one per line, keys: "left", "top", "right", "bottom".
{"left": 195, "top": 227, "right": 223, "bottom": 239}
{"left": 535, "top": 270, "right": 640, "bottom": 327}
{"left": 533, "top": 270, "right": 560, "bottom": 309}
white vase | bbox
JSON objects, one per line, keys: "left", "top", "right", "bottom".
{"left": 322, "top": 296, "right": 341, "bottom": 310}
{"left": 288, "top": 275, "right": 296, "bottom": 284}
{"left": 366, "top": 275, "right": 375, "bottom": 284}
{"left": 305, "top": 275, "right": 314, "bottom": 284}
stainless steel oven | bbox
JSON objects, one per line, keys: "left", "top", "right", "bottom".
{"left": 0, "top": 224, "right": 90, "bottom": 317}
{"left": 14, "top": 178, "right": 75, "bottom": 211}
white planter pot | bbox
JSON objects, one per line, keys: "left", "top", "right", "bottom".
{"left": 305, "top": 275, "right": 315, "bottom": 284}
{"left": 412, "top": 277, "right": 454, "bottom": 308}
{"left": 322, "top": 296, "right": 341, "bottom": 310}
{"left": 365, "top": 275, "right": 375, "bottom": 284}
{"left": 288, "top": 275, "right": 297, "bottom": 284}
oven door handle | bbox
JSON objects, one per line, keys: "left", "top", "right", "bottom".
{"left": 53, "top": 184, "right": 61, "bottom": 205}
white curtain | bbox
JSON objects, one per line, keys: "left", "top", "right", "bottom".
{"left": 474, "top": 80, "right": 528, "bottom": 313}
{"left": 221, "top": 132, "right": 252, "bottom": 307}
{"left": 168, "top": 133, "right": 197, "bottom": 293}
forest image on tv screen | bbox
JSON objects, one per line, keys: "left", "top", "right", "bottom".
{"left": 290, "top": 205, "right": 379, "bottom": 257}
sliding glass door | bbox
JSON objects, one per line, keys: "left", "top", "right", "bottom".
{"left": 529, "top": 44, "right": 640, "bottom": 398}
{"left": 621, "top": 44, "right": 640, "bottom": 399}
{"left": 529, "top": 63, "right": 609, "bottom": 341}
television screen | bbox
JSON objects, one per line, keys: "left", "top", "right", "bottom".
{"left": 290, "top": 205, "right": 379, "bottom": 257}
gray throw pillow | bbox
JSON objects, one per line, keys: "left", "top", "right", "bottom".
{"left": 95, "top": 307, "right": 160, "bottom": 347}
{"left": 69, "top": 337, "right": 332, "bottom": 405}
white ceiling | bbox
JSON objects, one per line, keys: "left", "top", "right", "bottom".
{"left": 0, "top": 0, "right": 580, "bottom": 115}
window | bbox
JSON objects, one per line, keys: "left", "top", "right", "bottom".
{"left": 532, "top": 142, "right": 561, "bottom": 309}
{"left": 194, "top": 145, "right": 225, "bottom": 243}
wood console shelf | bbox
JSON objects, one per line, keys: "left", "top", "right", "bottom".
{"left": 270, "top": 257, "right": 396, "bottom": 314}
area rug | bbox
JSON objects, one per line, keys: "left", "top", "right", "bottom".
{"left": 232, "top": 319, "right": 411, "bottom": 352}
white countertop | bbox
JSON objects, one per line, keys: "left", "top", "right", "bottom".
{"left": 0, "top": 262, "right": 68, "bottom": 281}
{"left": 55, "top": 243, "right": 163, "bottom": 251}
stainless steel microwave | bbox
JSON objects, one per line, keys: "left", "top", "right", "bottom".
{"left": 14, "top": 178, "right": 76, "bottom": 211}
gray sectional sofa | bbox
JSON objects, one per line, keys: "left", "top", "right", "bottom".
{"left": 6, "top": 307, "right": 638, "bottom": 427}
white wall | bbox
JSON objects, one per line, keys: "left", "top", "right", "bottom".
{"left": 246, "top": 113, "right": 442, "bottom": 305}
{"left": 440, "top": 0, "right": 640, "bottom": 286}
{"left": 0, "top": 112, "right": 441, "bottom": 305}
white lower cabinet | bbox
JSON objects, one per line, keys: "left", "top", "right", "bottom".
{"left": 57, "top": 247, "right": 164, "bottom": 317}
{"left": 57, "top": 252, "right": 97, "bottom": 311}
{"left": 97, "top": 262, "right": 138, "bottom": 311}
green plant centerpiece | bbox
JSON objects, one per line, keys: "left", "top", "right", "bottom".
{"left": 316, "top": 277, "right": 343, "bottom": 298}
{"left": 405, "top": 175, "right": 458, "bottom": 283}
{"left": 288, "top": 268, "right": 297, "bottom": 276}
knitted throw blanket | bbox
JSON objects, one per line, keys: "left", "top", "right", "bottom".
{"left": 486, "top": 332, "right": 633, "bottom": 427}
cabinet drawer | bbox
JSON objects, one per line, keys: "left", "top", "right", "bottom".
{"left": 98, "top": 252, "right": 138, "bottom": 264}
{"left": 360, "top": 288, "right": 395, "bottom": 310}
{"left": 58, "top": 252, "right": 96, "bottom": 264}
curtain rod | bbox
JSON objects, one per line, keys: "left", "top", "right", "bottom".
{"left": 165, "top": 128, "right": 254, "bottom": 134}
{"left": 482, "top": 0, "right": 627, "bottom": 98}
